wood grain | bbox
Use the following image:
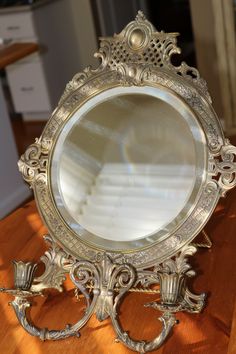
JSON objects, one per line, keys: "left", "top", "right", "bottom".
{"left": 0, "top": 43, "right": 38, "bottom": 70}
{"left": 0, "top": 191, "right": 236, "bottom": 354}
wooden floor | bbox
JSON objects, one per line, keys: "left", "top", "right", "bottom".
{"left": 0, "top": 189, "right": 236, "bottom": 354}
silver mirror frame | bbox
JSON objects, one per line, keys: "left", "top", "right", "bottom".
{"left": 2, "top": 12, "right": 236, "bottom": 353}
{"left": 18, "top": 12, "right": 235, "bottom": 268}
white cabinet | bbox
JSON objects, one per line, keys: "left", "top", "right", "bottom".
{"left": 0, "top": 83, "right": 31, "bottom": 218}
{"left": 0, "top": 8, "right": 52, "bottom": 119}
{"left": 0, "top": 11, "right": 36, "bottom": 39}
{"left": 0, "top": 0, "right": 98, "bottom": 121}
{"left": 7, "top": 59, "right": 51, "bottom": 113}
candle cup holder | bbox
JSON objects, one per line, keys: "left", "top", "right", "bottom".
{"left": 158, "top": 272, "right": 185, "bottom": 306}
{"left": 13, "top": 261, "right": 38, "bottom": 291}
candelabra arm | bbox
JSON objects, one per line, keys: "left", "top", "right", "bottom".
{"left": 9, "top": 291, "right": 98, "bottom": 340}
{"left": 109, "top": 245, "right": 205, "bottom": 353}
{"left": 0, "top": 236, "right": 100, "bottom": 341}
{"left": 111, "top": 309, "right": 176, "bottom": 353}
{"left": 103, "top": 259, "right": 177, "bottom": 353}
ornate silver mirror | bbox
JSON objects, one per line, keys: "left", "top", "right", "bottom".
{"left": 1, "top": 12, "right": 236, "bottom": 353}
{"left": 51, "top": 86, "right": 203, "bottom": 253}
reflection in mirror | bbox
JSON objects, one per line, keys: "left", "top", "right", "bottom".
{"left": 53, "top": 93, "right": 196, "bottom": 242}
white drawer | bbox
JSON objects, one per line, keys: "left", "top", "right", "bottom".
{"left": 6, "top": 60, "right": 52, "bottom": 113}
{"left": 0, "top": 12, "right": 36, "bottom": 39}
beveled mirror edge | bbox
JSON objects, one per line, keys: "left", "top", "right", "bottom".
{"left": 50, "top": 85, "right": 207, "bottom": 252}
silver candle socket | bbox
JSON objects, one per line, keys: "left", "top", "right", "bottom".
{"left": 158, "top": 272, "right": 185, "bottom": 305}
{"left": 13, "top": 261, "right": 38, "bottom": 291}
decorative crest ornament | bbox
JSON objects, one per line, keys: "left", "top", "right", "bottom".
{"left": 18, "top": 138, "right": 52, "bottom": 186}
{"left": 2, "top": 12, "right": 236, "bottom": 353}
{"left": 209, "top": 140, "right": 236, "bottom": 196}
{"left": 59, "top": 10, "right": 211, "bottom": 104}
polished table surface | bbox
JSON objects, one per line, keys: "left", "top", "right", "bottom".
{"left": 0, "top": 42, "right": 38, "bottom": 70}
{"left": 0, "top": 194, "right": 236, "bottom": 354}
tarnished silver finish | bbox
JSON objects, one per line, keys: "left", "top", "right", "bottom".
{"left": 2, "top": 11, "right": 236, "bottom": 353}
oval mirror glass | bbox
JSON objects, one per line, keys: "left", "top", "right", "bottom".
{"left": 51, "top": 86, "right": 206, "bottom": 250}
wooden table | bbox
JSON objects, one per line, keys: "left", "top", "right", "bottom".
{"left": 0, "top": 193, "right": 236, "bottom": 354}
{"left": 0, "top": 42, "right": 38, "bottom": 70}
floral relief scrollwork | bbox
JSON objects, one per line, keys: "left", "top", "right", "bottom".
{"left": 209, "top": 141, "right": 236, "bottom": 196}
{"left": 57, "top": 11, "right": 211, "bottom": 107}
{"left": 18, "top": 138, "right": 51, "bottom": 187}
{"left": 87, "top": 254, "right": 136, "bottom": 322}
{"left": 70, "top": 259, "right": 100, "bottom": 312}
{"left": 31, "top": 235, "right": 73, "bottom": 293}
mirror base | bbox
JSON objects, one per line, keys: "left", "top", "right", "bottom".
{"left": 0, "top": 235, "right": 205, "bottom": 353}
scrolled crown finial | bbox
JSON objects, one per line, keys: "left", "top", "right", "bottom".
{"left": 135, "top": 10, "right": 147, "bottom": 22}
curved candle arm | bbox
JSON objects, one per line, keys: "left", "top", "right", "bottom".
{"left": 110, "top": 309, "right": 176, "bottom": 353}
{"left": 10, "top": 291, "right": 98, "bottom": 341}
{"left": 0, "top": 242, "right": 205, "bottom": 352}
